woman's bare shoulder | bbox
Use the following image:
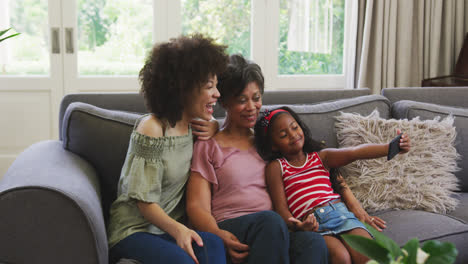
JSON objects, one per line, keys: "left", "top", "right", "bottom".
{"left": 136, "top": 114, "right": 164, "bottom": 138}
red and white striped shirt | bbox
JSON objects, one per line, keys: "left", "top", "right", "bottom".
{"left": 278, "top": 152, "right": 341, "bottom": 219}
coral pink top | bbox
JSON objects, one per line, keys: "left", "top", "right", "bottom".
{"left": 191, "top": 138, "right": 272, "bottom": 223}
{"left": 278, "top": 152, "right": 340, "bottom": 219}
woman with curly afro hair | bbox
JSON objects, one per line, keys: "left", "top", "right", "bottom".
{"left": 107, "top": 34, "right": 228, "bottom": 264}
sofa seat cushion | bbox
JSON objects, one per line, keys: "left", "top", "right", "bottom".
{"left": 62, "top": 102, "right": 143, "bottom": 226}
{"left": 374, "top": 209, "right": 468, "bottom": 263}
{"left": 392, "top": 100, "right": 468, "bottom": 192}
{"left": 262, "top": 94, "right": 391, "bottom": 148}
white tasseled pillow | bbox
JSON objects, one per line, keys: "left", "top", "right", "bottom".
{"left": 335, "top": 110, "right": 460, "bottom": 214}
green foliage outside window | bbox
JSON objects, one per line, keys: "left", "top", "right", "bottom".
{"left": 78, "top": 0, "right": 110, "bottom": 49}
{"left": 278, "top": 0, "right": 344, "bottom": 75}
{"left": 76, "top": 0, "right": 153, "bottom": 75}
{"left": 182, "top": 0, "right": 345, "bottom": 75}
{"left": 182, "top": 0, "right": 251, "bottom": 59}
{"left": 4, "top": 0, "right": 345, "bottom": 76}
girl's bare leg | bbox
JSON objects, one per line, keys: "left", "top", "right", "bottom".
{"left": 341, "top": 228, "right": 371, "bottom": 264}
{"left": 323, "top": 235, "right": 351, "bottom": 264}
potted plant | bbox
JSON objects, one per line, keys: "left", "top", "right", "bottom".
{"left": 342, "top": 223, "right": 458, "bottom": 264}
{"left": 0, "top": 28, "right": 20, "bottom": 43}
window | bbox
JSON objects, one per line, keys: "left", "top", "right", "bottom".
{"left": 0, "top": 0, "right": 357, "bottom": 177}
{"left": 181, "top": 0, "right": 251, "bottom": 59}
{"left": 77, "top": 0, "right": 153, "bottom": 76}
{"left": 279, "top": 0, "right": 345, "bottom": 75}
{"left": 0, "top": 0, "right": 355, "bottom": 87}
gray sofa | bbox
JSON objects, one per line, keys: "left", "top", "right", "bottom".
{"left": 0, "top": 87, "right": 467, "bottom": 264}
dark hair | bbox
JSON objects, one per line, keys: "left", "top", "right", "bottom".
{"left": 254, "top": 106, "right": 343, "bottom": 193}
{"left": 139, "top": 34, "right": 228, "bottom": 127}
{"left": 217, "top": 54, "right": 264, "bottom": 105}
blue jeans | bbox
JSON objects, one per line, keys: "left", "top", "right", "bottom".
{"left": 313, "top": 201, "right": 370, "bottom": 237}
{"left": 109, "top": 231, "right": 226, "bottom": 264}
{"left": 290, "top": 231, "right": 328, "bottom": 264}
{"left": 218, "top": 211, "right": 328, "bottom": 264}
{"left": 218, "top": 211, "right": 289, "bottom": 264}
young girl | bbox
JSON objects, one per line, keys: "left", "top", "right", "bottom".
{"left": 254, "top": 106, "right": 411, "bottom": 264}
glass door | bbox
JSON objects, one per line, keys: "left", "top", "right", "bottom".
{"left": 0, "top": 0, "right": 63, "bottom": 177}
{"left": 0, "top": 0, "right": 157, "bottom": 177}
{"left": 62, "top": 0, "right": 154, "bottom": 93}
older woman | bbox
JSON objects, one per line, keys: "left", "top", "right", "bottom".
{"left": 186, "top": 54, "right": 328, "bottom": 264}
{"left": 107, "top": 34, "right": 228, "bottom": 264}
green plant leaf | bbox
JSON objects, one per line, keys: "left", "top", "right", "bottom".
{"left": 422, "top": 240, "right": 458, "bottom": 264}
{"left": 341, "top": 234, "right": 392, "bottom": 264}
{"left": 0, "top": 28, "right": 12, "bottom": 37}
{"left": 0, "top": 33, "right": 20, "bottom": 42}
{"left": 0, "top": 28, "right": 20, "bottom": 43}
{"left": 364, "top": 223, "right": 403, "bottom": 259}
{"left": 402, "top": 238, "right": 419, "bottom": 264}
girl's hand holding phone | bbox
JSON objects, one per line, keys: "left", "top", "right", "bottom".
{"left": 397, "top": 129, "right": 411, "bottom": 154}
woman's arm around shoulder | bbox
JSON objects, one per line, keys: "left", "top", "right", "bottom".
{"left": 191, "top": 118, "right": 219, "bottom": 140}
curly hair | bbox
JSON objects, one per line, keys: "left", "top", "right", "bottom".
{"left": 254, "top": 106, "right": 343, "bottom": 193}
{"left": 217, "top": 54, "right": 264, "bottom": 105}
{"left": 139, "top": 34, "right": 228, "bottom": 126}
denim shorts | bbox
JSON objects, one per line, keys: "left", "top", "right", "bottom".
{"left": 312, "top": 200, "right": 371, "bottom": 236}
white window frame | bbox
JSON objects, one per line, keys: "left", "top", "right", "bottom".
{"left": 1, "top": 0, "right": 358, "bottom": 94}
{"left": 168, "top": 0, "right": 357, "bottom": 90}
{"left": 255, "top": 0, "right": 357, "bottom": 90}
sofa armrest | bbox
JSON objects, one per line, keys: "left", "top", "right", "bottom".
{"left": 0, "top": 140, "right": 108, "bottom": 264}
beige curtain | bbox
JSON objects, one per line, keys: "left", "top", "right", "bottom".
{"left": 355, "top": 0, "right": 468, "bottom": 93}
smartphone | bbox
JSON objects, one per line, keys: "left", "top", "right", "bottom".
{"left": 387, "top": 134, "right": 402, "bottom": 161}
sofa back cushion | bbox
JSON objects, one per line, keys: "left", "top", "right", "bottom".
{"left": 382, "top": 87, "right": 468, "bottom": 109}
{"left": 62, "top": 102, "right": 142, "bottom": 226}
{"left": 60, "top": 94, "right": 389, "bottom": 226}
{"left": 214, "top": 88, "right": 371, "bottom": 118}
{"left": 59, "top": 89, "right": 371, "bottom": 139}
{"left": 392, "top": 100, "right": 468, "bottom": 191}
{"left": 59, "top": 93, "right": 146, "bottom": 140}
{"left": 262, "top": 95, "right": 391, "bottom": 148}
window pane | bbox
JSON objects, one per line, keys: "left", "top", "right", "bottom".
{"left": 181, "top": 0, "right": 251, "bottom": 59}
{"left": 77, "top": 0, "right": 153, "bottom": 76}
{"left": 1, "top": 0, "right": 49, "bottom": 76}
{"left": 279, "top": 0, "right": 344, "bottom": 75}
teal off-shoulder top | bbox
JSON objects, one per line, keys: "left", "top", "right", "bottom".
{"left": 107, "top": 115, "right": 193, "bottom": 248}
